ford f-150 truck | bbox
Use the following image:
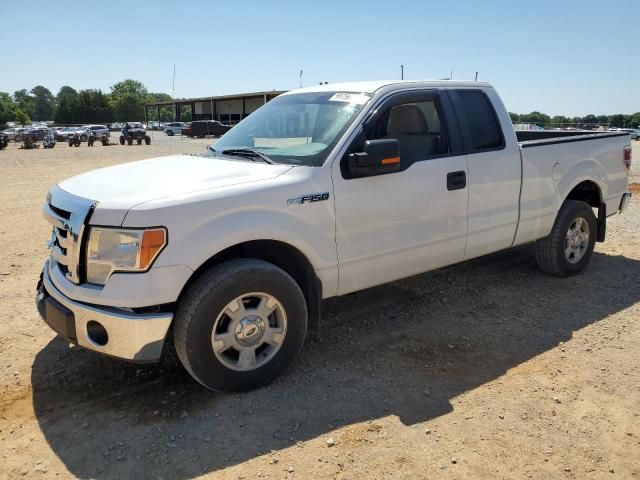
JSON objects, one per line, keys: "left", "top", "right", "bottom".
{"left": 36, "top": 81, "right": 633, "bottom": 392}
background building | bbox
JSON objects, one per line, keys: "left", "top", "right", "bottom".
{"left": 145, "top": 90, "right": 286, "bottom": 125}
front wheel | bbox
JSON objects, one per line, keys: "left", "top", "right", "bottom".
{"left": 80, "top": 134, "right": 87, "bottom": 142}
{"left": 167, "top": 130, "right": 174, "bottom": 136}
{"left": 144, "top": 135, "right": 151, "bottom": 145}
{"left": 119, "top": 135, "right": 125, "bottom": 145}
{"left": 174, "top": 259, "right": 308, "bottom": 392}
{"left": 535, "top": 200, "right": 597, "bottom": 277}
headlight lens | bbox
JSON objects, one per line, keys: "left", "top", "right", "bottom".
{"left": 85, "top": 227, "right": 167, "bottom": 285}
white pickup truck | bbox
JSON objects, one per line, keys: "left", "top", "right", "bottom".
{"left": 37, "top": 81, "right": 633, "bottom": 391}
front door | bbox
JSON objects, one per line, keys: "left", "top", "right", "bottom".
{"left": 332, "top": 90, "right": 469, "bottom": 295}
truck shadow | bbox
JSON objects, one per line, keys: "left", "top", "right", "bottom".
{"left": 31, "top": 247, "right": 640, "bottom": 479}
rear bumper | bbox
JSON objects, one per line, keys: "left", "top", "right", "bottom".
{"left": 36, "top": 261, "right": 173, "bottom": 362}
{"left": 619, "top": 192, "right": 632, "bottom": 213}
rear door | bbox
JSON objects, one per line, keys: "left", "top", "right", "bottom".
{"left": 449, "top": 88, "right": 521, "bottom": 259}
{"left": 332, "top": 89, "right": 469, "bottom": 295}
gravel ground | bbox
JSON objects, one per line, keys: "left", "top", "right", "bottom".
{"left": 0, "top": 137, "right": 639, "bottom": 479}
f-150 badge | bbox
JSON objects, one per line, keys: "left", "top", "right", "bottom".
{"left": 287, "top": 192, "right": 330, "bottom": 205}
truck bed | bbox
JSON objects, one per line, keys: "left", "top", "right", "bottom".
{"left": 513, "top": 130, "right": 629, "bottom": 247}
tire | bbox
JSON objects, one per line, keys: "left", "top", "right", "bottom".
{"left": 174, "top": 259, "right": 308, "bottom": 392}
{"left": 127, "top": 138, "right": 133, "bottom": 145}
{"left": 144, "top": 135, "right": 151, "bottom": 145}
{"left": 167, "top": 130, "right": 174, "bottom": 136}
{"left": 535, "top": 200, "right": 597, "bottom": 277}
{"left": 119, "top": 136, "right": 125, "bottom": 145}
{"left": 80, "top": 134, "right": 87, "bottom": 142}
{"left": 137, "top": 139, "right": 142, "bottom": 145}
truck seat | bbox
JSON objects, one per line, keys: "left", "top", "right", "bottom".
{"left": 385, "top": 104, "right": 439, "bottom": 162}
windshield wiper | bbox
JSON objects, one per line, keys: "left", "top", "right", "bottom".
{"left": 221, "top": 148, "right": 275, "bottom": 164}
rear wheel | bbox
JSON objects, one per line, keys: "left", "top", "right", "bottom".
{"left": 167, "top": 130, "right": 174, "bottom": 136}
{"left": 80, "top": 134, "right": 87, "bottom": 142}
{"left": 535, "top": 200, "right": 596, "bottom": 277}
{"left": 127, "top": 138, "right": 133, "bottom": 145}
{"left": 137, "top": 139, "right": 142, "bottom": 145}
{"left": 119, "top": 135, "right": 125, "bottom": 145}
{"left": 174, "top": 259, "right": 308, "bottom": 392}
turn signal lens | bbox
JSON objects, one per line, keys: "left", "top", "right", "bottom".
{"left": 140, "top": 229, "right": 167, "bottom": 269}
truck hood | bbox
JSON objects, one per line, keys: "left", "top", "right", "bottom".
{"left": 58, "top": 154, "right": 293, "bottom": 211}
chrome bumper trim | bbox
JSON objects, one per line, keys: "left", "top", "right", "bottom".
{"left": 40, "top": 261, "right": 173, "bottom": 362}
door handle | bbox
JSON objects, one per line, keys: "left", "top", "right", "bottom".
{"left": 447, "top": 171, "right": 466, "bottom": 191}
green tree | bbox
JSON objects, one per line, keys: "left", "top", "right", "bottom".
{"left": 519, "top": 111, "right": 550, "bottom": 126}
{"left": 30, "top": 85, "right": 55, "bottom": 121}
{"left": 13, "top": 107, "right": 31, "bottom": 126}
{"left": 550, "top": 115, "right": 571, "bottom": 126}
{"left": 508, "top": 112, "right": 520, "bottom": 122}
{"left": 608, "top": 114, "right": 624, "bottom": 128}
{"left": 74, "top": 89, "right": 113, "bottom": 123}
{"left": 0, "top": 92, "right": 16, "bottom": 125}
{"left": 54, "top": 86, "right": 79, "bottom": 124}
{"left": 14, "top": 89, "right": 35, "bottom": 119}
{"left": 625, "top": 113, "right": 640, "bottom": 128}
{"left": 109, "top": 79, "right": 151, "bottom": 122}
{"left": 56, "top": 86, "right": 78, "bottom": 103}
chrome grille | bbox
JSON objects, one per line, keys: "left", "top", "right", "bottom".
{"left": 42, "top": 185, "right": 95, "bottom": 284}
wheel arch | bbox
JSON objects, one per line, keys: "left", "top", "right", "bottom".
{"left": 564, "top": 179, "right": 602, "bottom": 207}
{"left": 177, "top": 239, "right": 323, "bottom": 337}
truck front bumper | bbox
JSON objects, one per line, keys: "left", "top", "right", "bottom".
{"left": 36, "top": 261, "right": 173, "bottom": 362}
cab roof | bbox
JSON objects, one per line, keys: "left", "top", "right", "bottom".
{"left": 282, "top": 80, "right": 492, "bottom": 96}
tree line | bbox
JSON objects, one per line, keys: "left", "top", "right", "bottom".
{"left": 509, "top": 111, "right": 640, "bottom": 129}
{"left": 1, "top": 79, "right": 639, "bottom": 129}
{"left": 0, "top": 79, "right": 180, "bottom": 126}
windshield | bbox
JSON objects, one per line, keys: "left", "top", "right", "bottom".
{"left": 210, "top": 91, "right": 372, "bottom": 167}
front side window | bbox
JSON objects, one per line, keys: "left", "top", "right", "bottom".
{"left": 211, "top": 91, "right": 372, "bottom": 166}
{"left": 365, "top": 98, "right": 450, "bottom": 164}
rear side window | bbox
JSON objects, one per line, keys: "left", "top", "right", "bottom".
{"left": 454, "top": 90, "right": 504, "bottom": 151}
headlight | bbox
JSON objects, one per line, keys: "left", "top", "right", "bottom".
{"left": 85, "top": 227, "right": 167, "bottom": 285}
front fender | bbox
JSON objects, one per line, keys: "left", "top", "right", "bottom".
{"left": 122, "top": 172, "right": 339, "bottom": 297}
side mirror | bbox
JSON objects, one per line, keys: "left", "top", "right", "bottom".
{"left": 348, "top": 139, "right": 401, "bottom": 178}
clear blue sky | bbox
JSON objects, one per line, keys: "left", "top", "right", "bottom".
{"left": 1, "top": 0, "right": 637, "bottom": 116}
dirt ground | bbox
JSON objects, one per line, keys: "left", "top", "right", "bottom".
{"left": 0, "top": 135, "right": 639, "bottom": 480}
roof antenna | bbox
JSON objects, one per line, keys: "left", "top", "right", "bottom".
{"left": 450, "top": 68, "right": 453, "bottom": 80}
{"left": 475, "top": 71, "right": 478, "bottom": 81}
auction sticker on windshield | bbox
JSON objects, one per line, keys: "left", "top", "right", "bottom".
{"left": 328, "top": 93, "right": 370, "bottom": 105}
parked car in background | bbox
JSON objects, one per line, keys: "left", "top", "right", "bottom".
{"left": 163, "top": 122, "right": 184, "bottom": 136}
{"left": 181, "top": 123, "right": 191, "bottom": 136}
{"left": 612, "top": 128, "right": 640, "bottom": 140}
{"left": 74, "top": 125, "right": 110, "bottom": 142}
{"left": 3, "top": 127, "right": 28, "bottom": 142}
{"left": 53, "top": 127, "right": 74, "bottom": 141}
{"left": 189, "top": 120, "right": 233, "bottom": 138}
{"left": 23, "top": 127, "right": 49, "bottom": 141}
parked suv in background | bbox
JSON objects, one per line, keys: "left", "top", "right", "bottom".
{"left": 163, "top": 122, "right": 184, "bottom": 136}
{"left": 75, "top": 125, "right": 110, "bottom": 142}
